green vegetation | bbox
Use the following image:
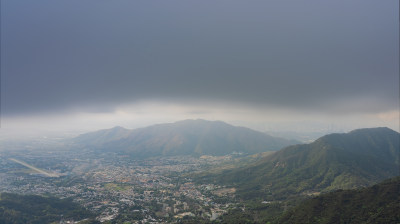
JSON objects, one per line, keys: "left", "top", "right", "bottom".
{"left": 217, "top": 201, "right": 285, "bottom": 224}
{"left": 104, "top": 183, "right": 132, "bottom": 192}
{"left": 0, "top": 193, "right": 94, "bottom": 224}
{"left": 193, "top": 128, "right": 400, "bottom": 223}
{"left": 277, "top": 176, "right": 400, "bottom": 224}
{"left": 196, "top": 127, "right": 399, "bottom": 201}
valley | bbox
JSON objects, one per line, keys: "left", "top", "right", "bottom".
{"left": 0, "top": 121, "right": 399, "bottom": 223}
{"left": 3, "top": 1, "right": 397, "bottom": 223}
{"left": 0, "top": 146, "right": 251, "bottom": 223}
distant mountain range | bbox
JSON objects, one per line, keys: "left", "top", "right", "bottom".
{"left": 195, "top": 127, "right": 400, "bottom": 200}
{"left": 72, "top": 119, "right": 299, "bottom": 158}
{"left": 277, "top": 176, "right": 400, "bottom": 224}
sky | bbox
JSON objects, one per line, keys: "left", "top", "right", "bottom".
{"left": 1, "top": 0, "right": 399, "bottom": 138}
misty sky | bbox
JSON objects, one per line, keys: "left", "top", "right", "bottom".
{"left": 1, "top": 0, "right": 399, "bottom": 136}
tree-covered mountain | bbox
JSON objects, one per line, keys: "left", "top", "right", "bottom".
{"left": 72, "top": 119, "right": 298, "bottom": 158}
{"left": 0, "top": 193, "right": 94, "bottom": 224}
{"left": 195, "top": 127, "right": 400, "bottom": 200}
{"left": 277, "top": 176, "right": 400, "bottom": 224}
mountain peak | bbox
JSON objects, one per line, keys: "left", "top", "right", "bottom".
{"left": 111, "top": 126, "right": 128, "bottom": 130}
{"left": 173, "top": 119, "right": 228, "bottom": 125}
{"left": 73, "top": 119, "right": 298, "bottom": 157}
{"left": 348, "top": 127, "right": 397, "bottom": 134}
{"left": 315, "top": 127, "right": 398, "bottom": 144}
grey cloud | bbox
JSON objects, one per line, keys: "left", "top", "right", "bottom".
{"left": 2, "top": 0, "right": 398, "bottom": 116}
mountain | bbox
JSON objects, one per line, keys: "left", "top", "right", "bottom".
{"left": 195, "top": 127, "right": 400, "bottom": 200}
{"left": 72, "top": 119, "right": 299, "bottom": 158}
{"left": 73, "top": 126, "right": 131, "bottom": 145}
{"left": 277, "top": 176, "right": 400, "bottom": 224}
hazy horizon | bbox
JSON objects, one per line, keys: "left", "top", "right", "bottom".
{"left": 1, "top": 0, "right": 399, "bottom": 138}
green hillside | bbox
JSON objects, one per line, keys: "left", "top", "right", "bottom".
{"left": 277, "top": 176, "right": 400, "bottom": 224}
{"left": 195, "top": 127, "right": 399, "bottom": 200}
{"left": 0, "top": 193, "right": 94, "bottom": 224}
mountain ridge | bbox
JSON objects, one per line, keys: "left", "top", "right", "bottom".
{"left": 195, "top": 127, "right": 400, "bottom": 200}
{"left": 72, "top": 119, "right": 299, "bottom": 158}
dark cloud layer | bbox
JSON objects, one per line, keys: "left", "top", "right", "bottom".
{"left": 2, "top": 0, "right": 398, "bottom": 116}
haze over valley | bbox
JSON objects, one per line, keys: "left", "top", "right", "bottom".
{"left": 0, "top": 0, "right": 399, "bottom": 223}
{"left": 0, "top": 120, "right": 399, "bottom": 223}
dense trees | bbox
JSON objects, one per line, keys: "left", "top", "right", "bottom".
{"left": 277, "top": 177, "right": 400, "bottom": 224}
{"left": 0, "top": 193, "right": 93, "bottom": 224}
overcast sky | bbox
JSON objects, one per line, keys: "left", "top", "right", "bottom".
{"left": 1, "top": 0, "right": 399, "bottom": 137}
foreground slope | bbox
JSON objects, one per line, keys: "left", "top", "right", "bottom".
{"left": 277, "top": 176, "right": 400, "bottom": 224}
{"left": 73, "top": 119, "right": 298, "bottom": 158}
{"left": 196, "top": 127, "right": 399, "bottom": 199}
{"left": 0, "top": 193, "right": 94, "bottom": 224}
